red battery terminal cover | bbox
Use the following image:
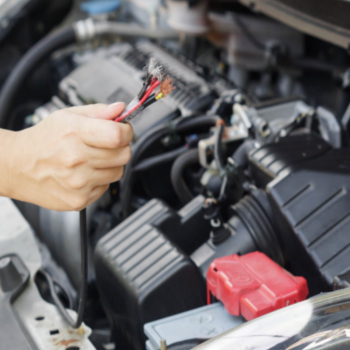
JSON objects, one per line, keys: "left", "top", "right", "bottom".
{"left": 207, "top": 252, "right": 309, "bottom": 321}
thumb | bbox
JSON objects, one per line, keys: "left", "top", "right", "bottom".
{"left": 104, "top": 102, "right": 126, "bottom": 120}
{"left": 68, "top": 102, "right": 126, "bottom": 120}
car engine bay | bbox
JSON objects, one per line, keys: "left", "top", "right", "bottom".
{"left": 2, "top": 1, "right": 350, "bottom": 350}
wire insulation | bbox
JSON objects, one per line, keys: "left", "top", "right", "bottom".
{"left": 115, "top": 80, "right": 161, "bottom": 123}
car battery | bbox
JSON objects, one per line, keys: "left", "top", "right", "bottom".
{"left": 144, "top": 302, "right": 244, "bottom": 350}
{"left": 207, "top": 252, "right": 308, "bottom": 321}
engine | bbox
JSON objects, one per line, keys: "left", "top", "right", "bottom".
{"left": 2, "top": 1, "right": 350, "bottom": 350}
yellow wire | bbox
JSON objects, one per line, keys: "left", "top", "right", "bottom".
{"left": 155, "top": 93, "right": 164, "bottom": 100}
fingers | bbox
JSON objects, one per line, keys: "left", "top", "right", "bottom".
{"left": 68, "top": 184, "right": 110, "bottom": 211}
{"left": 92, "top": 167, "right": 124, "bottom": 186}
{"left": 63, "top": 103, "right": 133, "bottom": 148}
{"left": 86, "top": 185, "right": 110, "bottom": 208}
{"left": 68, "top": 103, "right": 126, "bottom": 120}
{"left": 89, "top": 145, "right": 131, "bottom": 169}
{"left": 80, "top": 117, "right": 133, "bottom": 149}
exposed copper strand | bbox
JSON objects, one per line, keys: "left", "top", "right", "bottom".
{"left": 160, "top": 75, "right": 175, "bottom": 97}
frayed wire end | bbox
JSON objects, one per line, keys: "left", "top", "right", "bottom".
{"left": 160, "top": 75, "right": 175, "bottom": 97}
{"left": 145, "top": 57, "right": 163, "bottom": 81}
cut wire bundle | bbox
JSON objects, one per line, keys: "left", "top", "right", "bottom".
{"left": 115, "top": 58, "right": 175, "bottom": 123}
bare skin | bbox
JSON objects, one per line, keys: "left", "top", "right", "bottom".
{"left": 0, "top": 102, "right": 133, "bottom": 211}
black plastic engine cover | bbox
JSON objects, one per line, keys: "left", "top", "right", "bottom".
{"left": 249, "top": 133, "right": 331, "bottom": 188}
{"left": 94, "top": 198, "right": 208, "bottom": 350}
{"left": 267, "top": 149, "right": 350, "bottom": 292}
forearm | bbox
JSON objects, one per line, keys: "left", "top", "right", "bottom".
{"left": 0, "top": 128, "right": 16, "bottom": 198}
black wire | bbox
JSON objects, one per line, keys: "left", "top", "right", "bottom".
{"left": 145, "top": 93, "right": 155, "bottom": 103}
{"left": 137, "top": 73, "right": 152, "bottom": 100}
{"left": 143, "top": 94, "right": 157, "bottom": 109}
{"left": 214, "top": 124, "right": 225, "bottom": 173}
{"left": 40, "top": 209, "right": 88, "bottom": 329}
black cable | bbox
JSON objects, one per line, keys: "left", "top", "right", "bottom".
{"left": 171, "top": 148, "right": 199, "bottom": 205}
{"left": 214, "top": 124, "right": 225, "bottom": 173}
{"left": 142, "top": 95, "right": 158, "bottom": 109}
{"left": 40, "top": 209, "right": 88, "bottom": 329}
{"left": 138, "top": 74, "right": 152, "bottom": 100}
{"left": 133, "top": 145, "right": 188, "bottom": 172}
{"left": 0, "top": 26, "right": 76, "bottom": 129}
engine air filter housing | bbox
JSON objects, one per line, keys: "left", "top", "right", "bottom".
{"left": 94, "top": 198, "right": 207, "bottom": 350}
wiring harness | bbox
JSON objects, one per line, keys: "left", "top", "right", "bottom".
{"left": 115, "top": 58, "right": 175, "bottom": 123}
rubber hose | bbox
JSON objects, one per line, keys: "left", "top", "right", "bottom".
{"left": 120, "top": 124, "right": 171, "bottom": 217}
{"left": 94, "top": 21, "right": 178, "bottom": 40}
{"left": 133, "top": 145, "right": 188, "bottom": 172}
{"left": 232, "top": 140, "right": 256, "bottom": 168}
{"left": 132, "top": 115, "right": 221, "bottom": 168}
{"left": 232, "top": 196, "right": 284, "bottom": 266}
{"left": 0, "top": 26, "right": 76, "bottom": 129}
{"left": 171, "top": 148, "right": 199, "bottom": 205}
{"left": 176, "top": 115, "right": 221, "bottom": 132}
{"left": 120, "top": 115, "right": 221, "bottom": 217}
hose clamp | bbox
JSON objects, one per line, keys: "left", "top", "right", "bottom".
{"left": 74, "top": 18, "right": 96, "bottom": 42}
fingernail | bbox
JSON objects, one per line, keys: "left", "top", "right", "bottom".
{"left": 107, "top": 102, "right": 125, "bottom": 110}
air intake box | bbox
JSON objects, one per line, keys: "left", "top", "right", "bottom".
{"left": 249, "top": 134, "right": 330, "bottom": 188}
{"left": 267, "top": 149, "right": 350, "bottom": 293}
{"left": 94, "top": 198, "right": 207, "bottom": 350}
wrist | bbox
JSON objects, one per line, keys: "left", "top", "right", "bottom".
{"left": 0, "top": 129, "right": 17, "bottom": 198}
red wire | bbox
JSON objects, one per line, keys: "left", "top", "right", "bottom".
{"left": 115, "top": 80, "right": 160, "bottom": 123}
{"left": 140, "top": 80, "right": 160, "bottom": 105}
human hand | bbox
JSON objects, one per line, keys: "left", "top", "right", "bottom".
{"left": 2, "top": 103, "right": 132, "bottom": 211}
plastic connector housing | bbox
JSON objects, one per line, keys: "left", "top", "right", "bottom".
{"left": 207, "top": 252, "right": 308, "bottom": 321}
